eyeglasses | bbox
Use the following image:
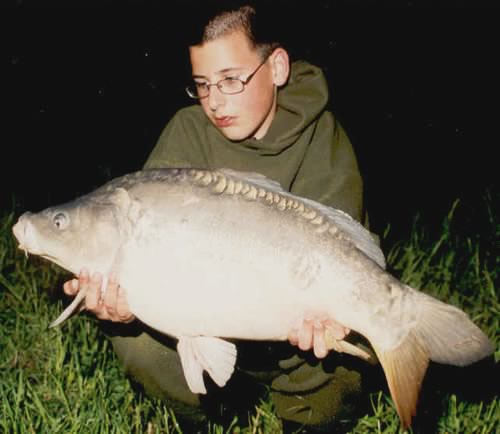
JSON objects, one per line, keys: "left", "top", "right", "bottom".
{"left": 185, "top": 55, "right": 270, "bottom": 99}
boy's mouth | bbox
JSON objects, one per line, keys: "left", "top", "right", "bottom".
{"left": 214, "top": 116, "right": 235, "bottom": 128}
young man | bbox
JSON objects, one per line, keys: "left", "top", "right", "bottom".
{"left": 64, "top": 3, "right": 373, "bottom": 431}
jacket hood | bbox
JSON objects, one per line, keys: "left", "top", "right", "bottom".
{"left": 242, "top": 60, "right": 329, "bottom": 154}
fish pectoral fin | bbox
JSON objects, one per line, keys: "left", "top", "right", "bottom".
{"left": 49, "top": 288, "right": 87, "bottom": 328}
{"left": 177, "top": 336, "right": 237, "bottom": 394}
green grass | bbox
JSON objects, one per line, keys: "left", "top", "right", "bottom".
{"left": 1, "top": 196, "right": 498, "bottom": 433}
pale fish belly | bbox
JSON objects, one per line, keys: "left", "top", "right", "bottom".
{"left": 119, "top": 179, "right": 401, "bottom": 347}
{"left": 120, "top": 233, "right": 321, "bottom": 341}
{"left": 123, "top": 246, "right": 401, "bottom": 347}
{"left": 117, "top": 206, "right": 362, "bottom": 341}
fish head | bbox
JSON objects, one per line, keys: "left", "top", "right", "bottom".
{"left": 12, "top": 188, "right": 133, "bottom": 274}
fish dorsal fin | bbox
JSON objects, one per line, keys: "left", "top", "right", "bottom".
{"left": 177, "top": 336, "right": 237, "bottom": 394}
{"left": 218, "top": 168, "right": 284, "bottom": 191}
{"left": 189, "top": 168, "right": 283, "bottom": 198}
{"left": 189, "top": 168, "right": 385, "bottom": 269}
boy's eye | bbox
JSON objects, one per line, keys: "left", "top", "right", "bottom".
{"left": 220, "top": 77, "right": 243, "bottom": 92}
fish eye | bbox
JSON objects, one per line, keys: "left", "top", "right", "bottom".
{"left": 53, "top": 212, "right": 69, "bottom": 230}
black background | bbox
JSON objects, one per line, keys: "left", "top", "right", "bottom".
{"left": 2, "top": 3, "right": 499, "bottom": 243}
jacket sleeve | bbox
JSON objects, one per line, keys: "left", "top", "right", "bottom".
{"left": 291, "top": 112, "right": 366, "bottom": 225}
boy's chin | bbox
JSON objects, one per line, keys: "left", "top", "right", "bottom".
{"left": 217, "top": 126, "right": 254, "bottom": 142}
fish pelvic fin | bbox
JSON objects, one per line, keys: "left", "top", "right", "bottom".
{"left": 177, "top": 336, "right": 237, "bottom": 394}
{"left": 373, "top": 331, "right": 429, "bottom": 430}
{"left": 49, "top": 288, "right": 87, "bottom": 328}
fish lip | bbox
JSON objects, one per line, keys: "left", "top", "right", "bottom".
{"left": 30, "top": 251, "right": 68, "bottom": 270}
{"left": 17, "top": 242, "right": 43, "bottom": 257}
{"left": 13, "top": 218, "right": 44, "bottom": 256}
{"left": 14, "top": 235, "right": 41, "bottom": 256}
{"left": 16, "top": 243, "right": 30, "bottom": 258}
{"left": 15, "top": 237, "right": 68, "bottom": 270}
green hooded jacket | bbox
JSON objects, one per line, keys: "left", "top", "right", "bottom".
{"left": 144, "top": 60, "right": 365, "bottom": 223}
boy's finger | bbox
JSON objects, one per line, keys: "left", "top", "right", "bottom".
{"left": 63, "top": 279, "right": 78, "bottom": 295}
{"left": 116, "top": 287, "right": 135, "bottom": 322}
{"left": 297, "top": 319, "right": 313, "bottom": 351}
{"left": 85, "top": 272, "right": 103, "bottom": 311}
{"left": 103, "top": 278, "right": 119, "bottom": 317}
{"left": 313, "top": 327, "right": 328, "bottom": 359}
{"left": 287, "top": 328, "right": 299, "bottom": 346}
{"left": 79, "top": 268, "right": 90, "bottom": 284}
{"left": 325, "top": 320, "right": 350, "bottom": 340}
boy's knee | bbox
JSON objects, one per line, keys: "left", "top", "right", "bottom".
{"left": 111, "top": 332, "right": 201, "bottom": 407}
{"left": 271, "top": 365, "right": 362, "bottom": 427}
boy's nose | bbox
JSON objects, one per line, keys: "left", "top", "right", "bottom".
{"left": 207, "top": 86, "right": 225, "bottom": 111}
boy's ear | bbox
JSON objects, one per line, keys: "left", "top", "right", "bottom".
{"left": 270, "top": 48, "right": 290, "bottom": 87}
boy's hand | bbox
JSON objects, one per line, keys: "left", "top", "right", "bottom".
{"left": 287, "top": 316, "right": 350, "bottom": 359}
{"left": 63, "top": 269, "right": 135, "bottom": 323}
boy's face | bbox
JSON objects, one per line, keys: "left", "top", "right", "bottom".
{"left": 189, "top": 30, "right": 284, "bottom": 141}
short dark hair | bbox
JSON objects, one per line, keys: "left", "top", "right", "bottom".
{"left": 186, "top": 1, "right": 282, "bottom": 59}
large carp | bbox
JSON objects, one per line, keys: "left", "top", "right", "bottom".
{"left": 12, "top": 168, "right": 493, "bottom": 429}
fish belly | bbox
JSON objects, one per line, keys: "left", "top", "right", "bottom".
{"left": 118, "top": 193, "right": 395, "bottom": 344}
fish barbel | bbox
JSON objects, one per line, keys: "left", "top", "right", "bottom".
{"left": 12, "top": 168, "right": 493, "bottom": 429}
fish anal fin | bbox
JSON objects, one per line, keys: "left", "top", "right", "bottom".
{"left": 325, "top": 332, "right": 378, "bottom": 365}
{"left": 177, "top": 336, "right": 237, "bottom": 394}
{"left": 374, "top": 331, "right": 429, "bottom": 430}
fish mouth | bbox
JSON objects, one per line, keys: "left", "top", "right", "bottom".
{"left": 17, "top": 243, "right": 30, "bottom": 258}
{"left": 12, "top": 216, "right": 43, "bottom": 256}
{"left": 16, "top": 241, "right": 67, "bottom": 270}
{"left": 16, "top": 240, "right": 44, "bottom": 258}
{"left": 12, "top": 215, "right": 73, "bottom": 273}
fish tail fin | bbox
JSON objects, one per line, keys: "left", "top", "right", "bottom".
{"left": 373, "top": 331, "right": 429, "bottom": 430}
{"left": 49, "top": 289, "right": 86, "bottom": 328}
{"left": 373, "top": 286, "right": 494, "bottom": 429}
{"left": 409, "top": 286, "right": 494, "bottom": 366}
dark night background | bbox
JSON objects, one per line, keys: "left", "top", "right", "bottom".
{"left": 2, "top": 2, "right": 499, "bottom": 245}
